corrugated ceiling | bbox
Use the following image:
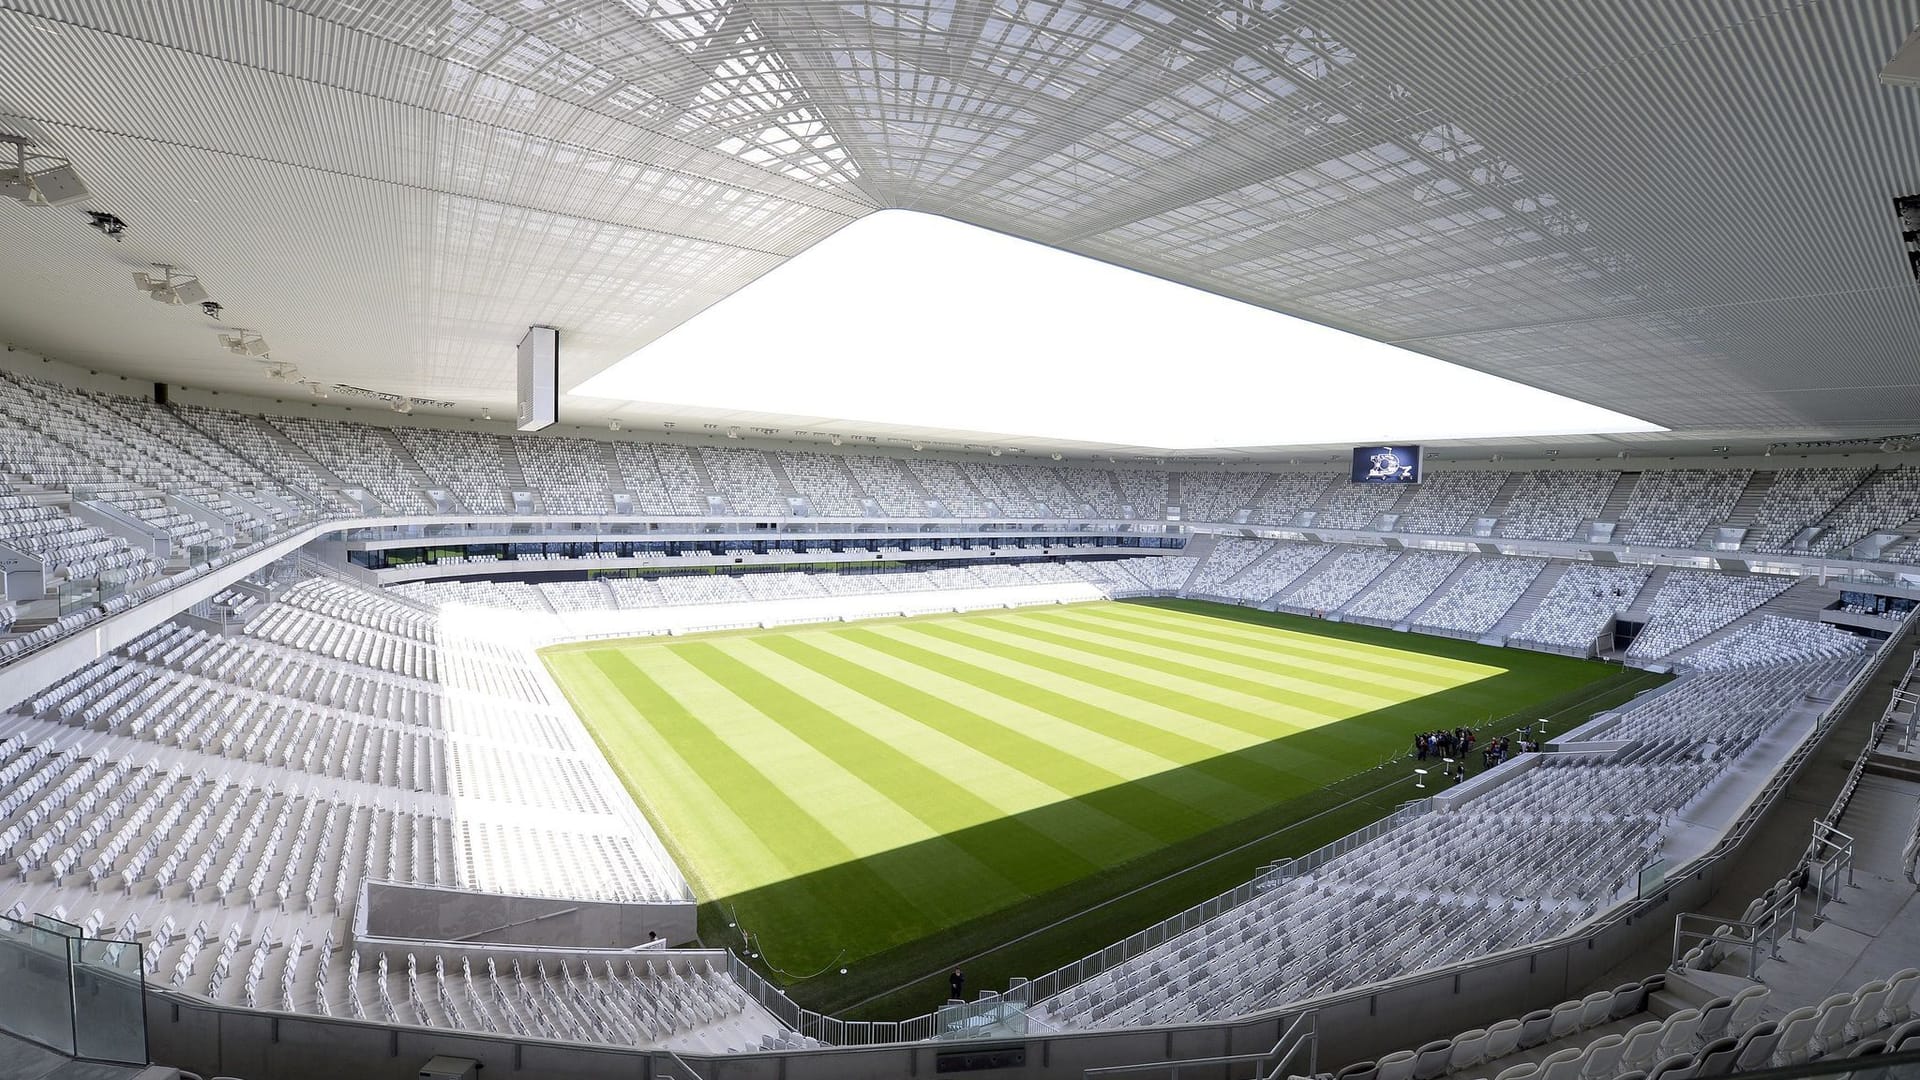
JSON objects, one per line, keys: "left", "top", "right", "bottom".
{"left": 0, "top": 0, "right": 1915, "bottom": 457}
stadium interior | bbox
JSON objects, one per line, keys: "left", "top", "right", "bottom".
{"left": 1, "top": 3, "right": 1919, "bottom": 1080}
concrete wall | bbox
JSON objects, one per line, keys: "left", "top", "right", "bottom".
{"left": 359, "top": 881, "right": 696, "bottom": 949}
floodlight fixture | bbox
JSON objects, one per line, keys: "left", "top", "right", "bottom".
{"left": 1898, "top": 195, "right": 1920, "bottom": 284}
{"left": 217, "top": 329, "right": 270, "bottom": 358}
{"left": 85, "top": 210, "right": 126, "bottom": 241}
{"left": 135, "top": 264, "right": 209, "bottom": 306}
{"left": 0, "top": 135, "right": 89, "bottom": 208}
{"left": 302, "top": 380, "right": 329, "bottom": 398}
{"left": 264, "top": 362, "right": 296, "bottom": 381}
{"left": 391, "top": 398, "right": 414, "bottom": 415}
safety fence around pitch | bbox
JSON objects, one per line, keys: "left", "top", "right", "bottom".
{"left": 718, "top": 802, "right": 1440, "bottom": 1049}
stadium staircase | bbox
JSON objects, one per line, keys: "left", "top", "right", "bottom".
{"left": 1474, "top": 471, "right": 1533, "bottom": 535}
{"left": 1802, "top": 465, "right": 1892, "bottom": 547}
{"left": 1719, "top": 470, "right": 1777, "bottom": 531}
{"left": 1245, "top": 472, "right": 1290, "bottom": 524}
{"left": 1398, "top": 555, "right": 1483, "bottom": 627}
{"left": 596, "top": 439, "right": 628, "bottom": 501}
{"left": 680, "top": 446, "right": 721, "bottom": 501}
{"left": 1596, "top": 471, "right": 1641, "bottom": 526}
{"left": 1307, "top": 478, "right": 1348, "bottom": 516}
{"left": 1336, "top": 549, "right": 1413, "bottom": 618}
{"left": 373, "top": 428, "right": 439, "bottom": 508}
{"left": 1486, "top": 559, "right": 1572, "bottom": 642}
{"left": 1661, "top": 579, "right": 1835, "bottom": 667}
{"left": 1265, "top": 545, "right": 1349, "bottom": 606}
{"left": 1174, "top": 533, "right": 1220, "bottom": 592}
{"left": 1617, "top": 565, "right": 1676, "bottom": 625}
{"left": 496, "top": 435, "right": 531, "bottom": 494}
{"left": 242, "top": 414, "right": 351, "bottom": 493}
{"left": 886, "top": 458, "right": 935, "bottom": 508}
{"left": 759, "top": 452, "right": 806, "bottom": 508}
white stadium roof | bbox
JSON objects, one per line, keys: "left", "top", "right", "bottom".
{"left": 0, "top": 0, "right": 1916, "bottom": 458}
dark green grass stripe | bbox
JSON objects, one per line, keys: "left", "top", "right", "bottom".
{"left": 1051, "top": 602, "right": 1496, "bottom": 683}
{"left": 584, "top": 651, "right": 926, "bottom": 921}
{"left": 959, "top": 612, "right": 1403, "bottom": 722}
{"left": 896, "top": 622, "right": 1356, "bottom": 786}
{"left": 670, "top": 641, "right": 1101, "bottom": 896}
{"left": 756, "top": 634, "right": 1196, "bottom": 851}
{"left": 835, "top": 627, "right": 1270, "bottom": 818}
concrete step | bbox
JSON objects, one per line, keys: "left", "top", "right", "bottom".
{"left": 1662, "top": 579, "right": 1830, "bottom": 665}
{"left": 1597, "top": 471, "right": 1641, "bottom": 524}
{"left": 1482, "top": 471, "right": 1530, "bottom": 519}
{"left": 1489, "top": 559, "right": 1568, "bottom": 639}
{"left": 247, "top": 416, "right": 350, "bottom": 491}
{"left": 1175, "top": 533, "right": 1223, "bottom": 593}
{"left": 1653, "top": 970, "right": 1757, "bottom": 1017}
{"left": 1405, "top": 554, "right": 1490, "bottom": 623}
{"left": 1619, "top": 565, "right": 1675, "bottom": 623}
{"left": 1720, "top": 470, "right": 1777, "bottom": 529}
{"left": 1867, "top": 754, "right": 1920, "bottom": 784}
{"left": 760, "top": 449, "right": 804, "bottom": 501}
{"left": 372, "top": 427, "right": 435, "bottom": 489}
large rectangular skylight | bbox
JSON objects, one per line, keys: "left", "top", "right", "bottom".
{"left": 572, "top": 210, "right": 1662, "bottom": 450}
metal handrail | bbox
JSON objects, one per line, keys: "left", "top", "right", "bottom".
{"left": 1671, "top": 886, "right": 1798, "bottom": 972}
{"left": 1808, "top": 824, "right": 1855, "bottom": 912}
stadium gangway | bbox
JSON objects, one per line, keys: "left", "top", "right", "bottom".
{"left": 1080, "top": 1009, "right": 1316, "bottom": 1080}
{"left": 1669, "top": 885, "right": 1798, "bottom": 973}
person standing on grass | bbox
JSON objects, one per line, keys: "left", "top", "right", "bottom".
{"left": 950, "top": 969, "right": 965, "bottom": 1002}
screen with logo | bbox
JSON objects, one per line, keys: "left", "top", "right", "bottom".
{"left": 1351, "top": 445, "right": 1422, "bottom": 484}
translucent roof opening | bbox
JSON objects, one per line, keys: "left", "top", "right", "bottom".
{"left": 573, "top": 210, "right": 1663, "bottom": 450}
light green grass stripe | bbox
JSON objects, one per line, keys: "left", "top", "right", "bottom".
{"left": 720, "top": 635, "right": 1075, "bottom": 819}
{"left": 927, "top": 615, "right": 1386, "bottom": 732}
{"left": 893, "top": 622, "right": 1360, "bottom": 785}
{"left": 1009, "top": 606, "right": 1486, "bottom": 700}
{"left": 794, "top": 626, "right": 1244, "bottom": 826}
{"left": 577, "top": 650, "right": 921, "bottom": 913}
{"left": 891, "top": 620, "right": 1283, "bottom": 750}
{"left": 1062, "top": 603, "right": 1500, "bottom": 683}
{"left": 640, "top": 646, "right": 948, "bottom": 870}
{"left": 1078, "top": 603, "right": 1505, "bottom": 680}
{"left": 671, "top": 641, "right": 1095, "bottom": 900}
{"left": 755, "top": 633, "right": 1198, "bottom": 849}
{"left": 969, "top": 610, "right": 1419, "bottom": 714}
{"left": 834, "top": 626, "right": 1275, "bottom": 815}
{"left": 783, "top": 626, "right": 1182, "bottom": 776}
{"left": 1034, "top": 603, "right": 1491, "bottom": 686}
{"left": 543, "top": 651, "right": 780, "bottom": 898}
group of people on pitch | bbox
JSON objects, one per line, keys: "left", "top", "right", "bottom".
{"left": 1412, "top": 727, "right": 1538, "bottom": 778}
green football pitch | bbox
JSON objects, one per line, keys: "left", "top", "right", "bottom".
{"left": 541, "top": 597, "right": 1652, "bottom": 1017}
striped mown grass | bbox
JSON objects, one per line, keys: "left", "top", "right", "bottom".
{"left": 541, "top": 598, "right": 1637, "bottom": 1014}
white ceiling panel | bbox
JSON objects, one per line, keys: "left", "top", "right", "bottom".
{"left": 0, "top": 0, "right": 1915, "bottom": 457}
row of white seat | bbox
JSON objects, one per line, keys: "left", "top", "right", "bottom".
{"left": 1033, "top": 650, "right": 1862, "bottom": 1030}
